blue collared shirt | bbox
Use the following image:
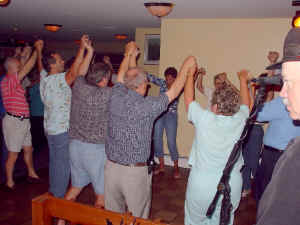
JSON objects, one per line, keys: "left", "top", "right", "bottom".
{"left": 257, "top": 96, "right": 300, "bottom": 150}
{"left": 147, "top": 74, "right": 179, "bottom": 114}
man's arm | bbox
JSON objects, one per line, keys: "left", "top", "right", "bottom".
{"left": 77, "top": 39, "right": 94, "bottom": 76}
{"left": 65, "top": 35, "right": 87, "bottom": 86}
{"left": 166, "top": 56, "right": 197, "bottom": 103}
{"left": 19, "top": 45, "right": 32, "bottom": 67}
{"left": 35, "top": 40, "right": 44, "bottom": 73}
{"left": 184, "top": 68, "right": 196, "bottom": 112}
{"left": 237, "top": 70, "right": 251, "bottom": 109}
{"left": 18, "top": 50, "right": 37, "bottom": 81}
{"left": 117, "top": 42, "right": 137, "bottom": 83}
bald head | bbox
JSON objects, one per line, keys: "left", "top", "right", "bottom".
{"left": 4, "top": 57, "right": 20, "bottom": 74}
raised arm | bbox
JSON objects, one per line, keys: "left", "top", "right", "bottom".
{"left": 195, "top": 67, "right": 206, "bottom": 94}
{"left": 77, "top": 38, "right": 94, "bottom": 76}
{"left": 147, "top": 73, "right": 165, "bottom": 87}
{"left": 18, "top": 44, "right": 38, "bottom": 81}
{"left": 35, "top": 40, "right": 44, "bottom": 73}
{"left": 184, "top": 67, "right": 197, "bottom": 112}
{"left": 117, "top": 42, "right": 138, "bottom": 83}
{"left": 166, "top": 56, "right": 197, "bottom": 103}
{"left": 237, "top": 70, "right": 251, "bottom": 109}
{"left": 65, "top": 35, "right": 86, "bottom": 86}
{"left": 265, "top": 51, "right": 279, "bottom": 102}
{"left": 19, "top": 45, "right": 32, "bottom": 67}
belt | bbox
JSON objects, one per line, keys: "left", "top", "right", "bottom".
{"left": 6, "top": 112, "right": 30, "bottom": 120}
{"left": 109, "top": 160, "right": 147, "bottom": 167}
{"left": 264, "top": 145, "right": 283, "bottom": 152}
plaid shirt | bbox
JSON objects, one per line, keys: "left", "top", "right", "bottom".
{"left": 105, "top": 82, "right": 169, "bottom": 164}
{"left": 147, "top": 74, "right": 179, "bottom": 114}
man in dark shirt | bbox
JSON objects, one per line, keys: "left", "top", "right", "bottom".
{"left": 104, "top": 42, "right": 198, "bottom": 218}
{"left": 256, "top": 27, "right": 300, "bottom": 225}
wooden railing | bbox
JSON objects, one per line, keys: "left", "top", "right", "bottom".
{"left": 32, "top": 193, "right": 167, "bottom": 225}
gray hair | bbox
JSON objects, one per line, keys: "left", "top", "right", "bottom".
{"left": 124, "top": 67, "right": 148, "bottom": 90}
{"left": 4, "top": 57, "right": 18, "bottom": 71}
{"left": 86, "top": 63, "right": 111, "bottom": 86}
{"left": 211, "top": 83, "right": 240, "bottom": 115}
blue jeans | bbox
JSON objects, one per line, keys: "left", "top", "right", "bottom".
{"left": 242, "top": 124, "right": 264, "bottom": 190}
{"left": 153, "top": 112, "right": 179, "bottom": 161}
{"left": 47, "top": 132, "right": 70, "bottom": 198}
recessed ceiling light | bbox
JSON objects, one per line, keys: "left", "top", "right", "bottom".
{"left": 0, "top": 0, "right": 10, "bottom": 7}
{"left": 44, "top": 24, "right": 62, "bottom": 32}
{"left": 114, "top": 34, "right": 128, "bottom": 40}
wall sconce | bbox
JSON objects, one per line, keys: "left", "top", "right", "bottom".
{"left": 44, "top": 24, "right": 62, "bottom": 32}
{"left": 144, "top": 2, "right": 174, "bottom": 18}
{"left": 114, "top": 34, "right": 128, "bottom": 40}
{"left": 0, "top": 0, "right": 10, "bottom": 7}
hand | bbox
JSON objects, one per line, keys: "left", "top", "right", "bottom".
{"left": 20, "top": 45, "right": 32, "bottom": 58}
{"left": 103, "top": 56, "right": 111, "bottom": 65}
{"left": 80, "top": 34, "right": 89, "bottom": 49}
{"left": 14, "top": 47, "right": 22, "bottom": 57}
{"left": 184, "top": 56, "right": 197, "bottom": 77}
{"left": 237, "top": 70, "right": 249, "bottom": 81}
{"left": 34, "top": 40, "right": 44, "bottom": 52}
{"left": 85, "top": 39, "right": 93, "bottom": 52}
{"left": 198, "top": 67, "right": 206, "bottom": 76}
{"left": 267, "top": 51, "right": 279, "bottom": 64}
{"left": 125, "top": 41, "right": 138, "bottom": 56}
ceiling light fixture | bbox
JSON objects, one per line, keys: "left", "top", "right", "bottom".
{"left": 0, "top": 0, "right": 10, "bottom": 7}
{"left": 44, "top": 24, "right": 62, "bottom": 32}
{"left": 144, "top": 2, "right": 174, "bottom": 18}
{"left": 114, "top": 34, "right": 128, "bottom": 40}
{"left": 292, "top": 11, "right": 300, "bottom": 27}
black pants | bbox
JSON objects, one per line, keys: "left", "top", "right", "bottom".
{"left": 255, "top": 145, "right": 283, "bottom": 202}
{"left": 30, "top": 116, "right": 47, "bottom": 152}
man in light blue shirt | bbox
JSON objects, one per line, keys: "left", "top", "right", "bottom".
{"left": 255, "top": 96, "right": 300, "bottom": 201}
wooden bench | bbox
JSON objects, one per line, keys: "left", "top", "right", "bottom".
{"left": 32, "top": 193, "right": 167, "bottom": 225}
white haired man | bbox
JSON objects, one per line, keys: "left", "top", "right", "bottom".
{"left": 104, "top": 42, "right": 198, "bottom": 218}
{"left": 256, "top": 28, "right": 300, "bottom": 225}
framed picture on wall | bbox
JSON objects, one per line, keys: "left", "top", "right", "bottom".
{"left": 144, "top": 34, "right": 160, "bottom": 65}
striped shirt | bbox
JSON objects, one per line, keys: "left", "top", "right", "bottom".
{"left": 1, "top": 73, "right": 29, "bottom": 117}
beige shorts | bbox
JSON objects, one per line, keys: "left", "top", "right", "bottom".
{"left": 2, "top": 114, "right": 32, "bottom": 152}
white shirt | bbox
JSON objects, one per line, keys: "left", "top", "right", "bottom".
{"left": 40, "top": 70, "right": 71, "bottom": 135}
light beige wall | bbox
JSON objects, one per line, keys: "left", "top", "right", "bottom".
{"left": 160, "top": 18, "right": 291, "bottom": 157}
{"left": 135, "top": 27, "right": 161, "bottom": 96}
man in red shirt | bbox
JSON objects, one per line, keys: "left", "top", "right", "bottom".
{"left": 1, "top": 41, "right": 40, "bottom": 190}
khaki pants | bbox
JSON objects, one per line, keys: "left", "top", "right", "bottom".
{"left": 104, "top": 160, "right": 152, "bottom": 219}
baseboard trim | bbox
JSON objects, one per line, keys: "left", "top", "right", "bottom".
{"left": 155, "top": 155, "right": 191, "bottom": 168}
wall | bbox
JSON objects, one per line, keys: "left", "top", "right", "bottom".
{"left": 135, "top": 27, "right": 161, "bottom": 96}
{"left": 159, "top": 18, "right": 291, "bottom": 157}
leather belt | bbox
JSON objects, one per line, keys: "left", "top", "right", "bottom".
{"left": 109, "top": 160, "right": 147, "bottom": 167}
{"left": 6, "top": 112, "right": 30, "bottom": 120}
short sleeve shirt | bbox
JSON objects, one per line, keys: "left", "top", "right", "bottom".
{"left": 105, "top": 82, "right": 169, "bottom": 164}
{"left": 188, "top": 101, "right": 249, "bottom": 172}
{"left": 40, "top": 70, "right": 71, "bottom": 135}
{"left": 69, "top": 77, "right": 112, "bottom": 144}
